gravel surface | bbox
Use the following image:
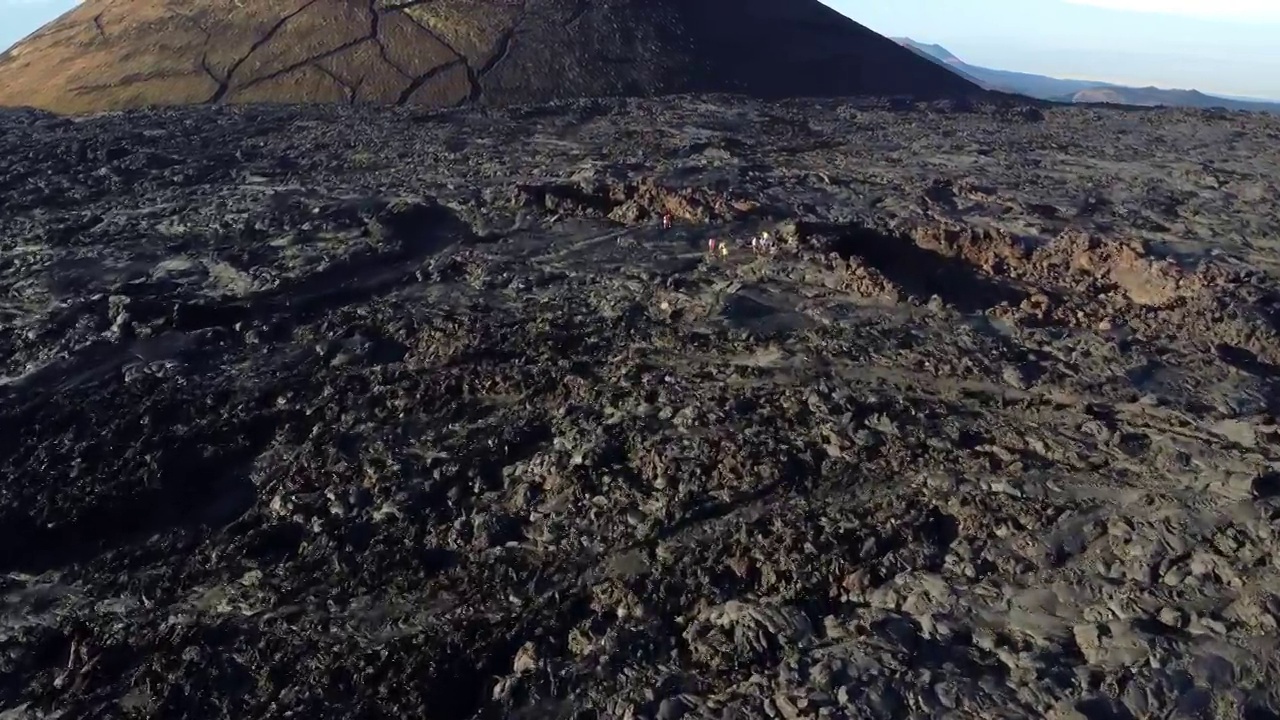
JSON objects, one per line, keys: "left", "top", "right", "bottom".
{"left": 2, "top": 96, "right": 1280, "bottom": 719}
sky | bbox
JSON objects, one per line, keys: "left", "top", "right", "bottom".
{"left": 2, "top": 0, "right": 77, "bottom": 51}
{"left": 826, "top": 0, "right": 1280, "bottom": 100}
{"left": 2, "top": 0, "right": 1279, "bottom": 101}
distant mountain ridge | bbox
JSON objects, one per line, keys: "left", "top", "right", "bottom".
{"left": 893, "top": 37, "right": 1280, "bottom": 113}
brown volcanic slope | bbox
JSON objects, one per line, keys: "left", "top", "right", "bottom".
{"left": 0, "top": 0, "right": 981, "bottom": 115}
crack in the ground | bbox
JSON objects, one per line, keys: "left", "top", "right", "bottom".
{"left": 379, "top": 0, "right": 442, "bottom": 9}
{"left": 206, "top": 0, "right": 320, "bottom": 104}
{"left": 67, "top": 70, "right": 214, "bottom": 94}
{"left": 190, "top": 24, "right": 227, "bottom": 97}
{"left": 188, "top": 1, "right": 524, "bottom": 106}
{"left": 477, "top": 28, "right": 516, "bottom": 80}
{"left": 91, "top": 13, "right": 107, "bottom": 42}
{"left": 220, "top": 3, "right": 472, "bottom": 101}
{"left": 394, "top": 58, "right": 467, "bottom": 105}
{"left": 198, "top": 52, "right": 222, "bottom": 91}
{"left": 310, "top": 62, "right": 359, "bottom": 104}
{"left": 565, "top": 0, "right": 589, "bottom": 27}
{"left": 395, "top": 7, "right": 477, "bottom": 103}
{"left": 235, "top": 36, "right": 378, "bottom": 95}
{"left": 368, "top": 4, "right": 412, "bottom": 80}
{"left": 396, "top": 8, "right": 466, "bottom": 62}
{"left": 468, "top": 23, "right": 519, "bottom": 103}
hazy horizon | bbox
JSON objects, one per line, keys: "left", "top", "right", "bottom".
{"left": 2, "top": 0, "right": 1278, "bottom": 102}
{"left": 829, "top": 0, "right": 1280, "bottom": 101}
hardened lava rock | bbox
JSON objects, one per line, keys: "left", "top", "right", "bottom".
{"left": 1, "top": 97, "right": 1280, "bottom": 718}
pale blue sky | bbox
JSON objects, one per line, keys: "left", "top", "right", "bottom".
{"left": 828, "top": 0, "right": 1280, "bottom": 100}
{"left": 3, "top": 0, "right": 1279, "bottom": 100}
{"left": 2, "top": 0, "right": 78, "bottom": 51}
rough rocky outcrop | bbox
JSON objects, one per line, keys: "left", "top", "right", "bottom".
{"left": 2, "top": 95, "right": 1280, "bottom": 718}
{"left": 0, "top": 0, "right": 981, "bottom": 115}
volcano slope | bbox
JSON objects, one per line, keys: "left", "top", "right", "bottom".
{"left": 0, "top": 0, "right": 978, "bottom": 115}
{"left": 3, "top": 96, "right": 1280, "bottom": 718}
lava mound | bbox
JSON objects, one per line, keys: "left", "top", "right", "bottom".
{"left": 0, "top": 0, "right": 980, "bottom": 115}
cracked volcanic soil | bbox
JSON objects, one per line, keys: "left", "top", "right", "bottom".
{"left": 3, "top": 96, "right": 1280, "bottom": 719}
{"left": 0, "top": 0, "right": 977, "bottom": 115}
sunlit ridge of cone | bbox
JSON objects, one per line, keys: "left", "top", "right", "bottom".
{"left": 0, "top": 0, "right": 985, "bottom": 115}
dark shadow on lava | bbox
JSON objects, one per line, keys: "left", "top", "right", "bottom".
{"left": 1253, "top": 471, "right": 1280, "bottom": 501}
{"left": 919, "top": 507, "right": 960, "bottom": 567}
{"left": 1213, "top": 344, "right": 1280, "bottom": 415}
{"left": 126, "top": 198, "right": 475, "bottom": 335}
{"left": 645, "top": 450, "right": 822, "bottom": 545}
{"left": 719, "top": 291, "right": 813, "bottom": 339}
{"left": 817, "top": 223, "right": 1026, "bottom": 312}
{"left": 1254, "top": 290, "right": 1280, "bottom": 337}
{"left": 650, "top": 477, "right": 786, "bottom": 545}
{"left": 1076, "top": 697, "right": 1137, "bottom": 720}
{"left": 0, "top": 415, "right": 277, "bottom": 574}
{"left": 1, "top": 199, "right": 476, "bottom": 407}
{"left": 1216, "top": 343, "right": 1280, "bottom": 377}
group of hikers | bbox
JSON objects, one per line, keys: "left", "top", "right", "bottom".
{"left": 660, "top": 212, "right": 779, "bottom": 258}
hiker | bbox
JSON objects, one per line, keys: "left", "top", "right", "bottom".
{"left": 662, "top": 213, "right": 673, "bottom": 230}
{"left": 708, "top": 237, "right": 717, "bottom": 254}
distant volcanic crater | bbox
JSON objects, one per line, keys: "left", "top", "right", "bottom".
{"left": 0, "top": 0, "right": 981, "bottom": 115}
